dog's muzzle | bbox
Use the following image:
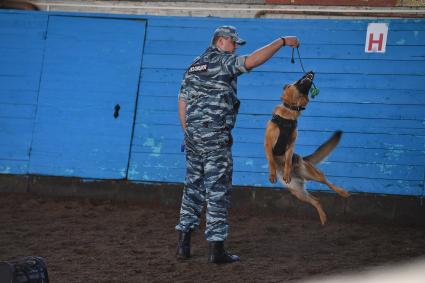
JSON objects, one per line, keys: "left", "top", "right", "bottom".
{"left": 295, "top": 71, "right": 315, "bottom": 96}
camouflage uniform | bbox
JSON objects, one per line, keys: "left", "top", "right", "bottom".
{"left": 176, "top": 26, "right": 248, "bottom": 242}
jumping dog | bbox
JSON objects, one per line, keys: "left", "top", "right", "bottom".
{"left": 264, "top": 71, "right": 350, "bottom": 225}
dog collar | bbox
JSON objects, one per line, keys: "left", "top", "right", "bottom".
{"left": 283, "top": 102, "right": 306, "bottom": 112}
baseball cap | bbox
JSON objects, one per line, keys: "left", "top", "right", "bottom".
{"left": 213, "top": 25, "right": 246, "bottom": 45}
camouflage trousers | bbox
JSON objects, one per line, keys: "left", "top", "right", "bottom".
{"left": 175, "top": 145, "right": 233, "bottom": 242}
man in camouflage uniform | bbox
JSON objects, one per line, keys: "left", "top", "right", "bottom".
{"left": 176, "top": 25, "right": 299, "bottom": 264}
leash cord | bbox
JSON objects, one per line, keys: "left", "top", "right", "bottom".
{"left": 291, "top": 47, "right": 306, "bottom": 73}
{"left": 291, "top": 47, "right": 318, "bottom": 91}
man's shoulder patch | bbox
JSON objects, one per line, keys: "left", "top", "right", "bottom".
{"left": 188, "top": 63, "right": 208, "bottom": 74}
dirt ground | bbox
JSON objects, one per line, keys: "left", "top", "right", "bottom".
{"left": 1, "top": 191, "right": 425, "bottom": 283}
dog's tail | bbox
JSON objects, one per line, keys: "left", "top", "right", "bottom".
{"left": 303, "top": 131, "right": 343, "bottom": 165}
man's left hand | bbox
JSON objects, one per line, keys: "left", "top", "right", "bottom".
{"left": 283, "top": 36, "right": 300, "bottom": 48}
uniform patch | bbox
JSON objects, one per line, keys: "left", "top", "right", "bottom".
{"left": 188, "top": 63, "right": 208, "bottom": 74}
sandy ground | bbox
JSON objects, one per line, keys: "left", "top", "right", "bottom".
{"left": 1, "top": 191, "right": 424, "bottom": 282}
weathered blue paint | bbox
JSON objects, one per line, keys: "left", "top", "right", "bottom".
{"left": 0, "top": 10, "right": 424, "bottom": 196}
{"left": 27, "top": 15, "right": 146, "bottom": 179}
{"left": 0, "top": 12, "right": 48, "bottom": 174}
{"left": 128, "top": 16, "right": 425, "bottom": 196}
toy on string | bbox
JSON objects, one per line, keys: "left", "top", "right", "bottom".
{"left": 291, "top": 47, "right": 320, "bottom": 99}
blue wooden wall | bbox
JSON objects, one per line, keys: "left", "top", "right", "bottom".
{"left": 0, "top": 12, "right": 47, "bottom": 174}
{"left": 29, "top": 16, "right": 146, "bottom": 179}
{"left": 0, "top": 10, "right": 424, "bottom": 196}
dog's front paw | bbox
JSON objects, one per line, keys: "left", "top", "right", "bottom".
{"left": 283, "top": 166, "right": 292, "bottom": 184}
{"left": 282, "top": 174, "right": 291, "bottom": 184}
{"left": 269, "top": 172, "right": 277, "bottom": 184}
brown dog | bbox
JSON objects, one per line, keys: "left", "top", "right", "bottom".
{"left": 264, "top": 71, "right": 349, "bottom": 225}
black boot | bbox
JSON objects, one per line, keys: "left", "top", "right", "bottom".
{"left": 176, "top": 230, "right": 191, "bottom": 259}
{"left": 208, "top": 241, "right": 240, "bottom": 264}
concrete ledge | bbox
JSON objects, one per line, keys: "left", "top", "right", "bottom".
{"left": 27, "top": 175, "right": 183, "bottom": 208}
{"left": 265, "top": 0, "right": 398, "bottom": 6}
{"left": 1, "top": 174, "right": 424, "bottom": 226}
{"left": 0, "top": 174, "right": 29, "bottom": 193}
{"left": 29, "top": 1, "right": 425, "bottom": 19}
{"left": 232, "top": 186, "right": 425, "bottom": 226}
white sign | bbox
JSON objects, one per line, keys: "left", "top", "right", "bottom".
{"left": 365, "top": 23, "right": 388, "bottom": 53}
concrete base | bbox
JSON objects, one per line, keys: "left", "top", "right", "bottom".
{"left": 0, "top": 174, "right": 424, "bottom": 226}
{"left": 0, "top": 174, "right": 29, "bottom": 193}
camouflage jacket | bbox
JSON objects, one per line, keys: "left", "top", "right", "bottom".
{"left": 179, "top": 45, "right": 248, "bottom": 151}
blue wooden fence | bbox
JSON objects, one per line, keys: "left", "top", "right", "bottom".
{"left": 0, "top": 10, "right": 424, "bottom": 196}
{"left": 0, "top": 12, "right": 47, "bottom": 174}
{"left": 29, "top": 15, "right": 146, "bottom": 179}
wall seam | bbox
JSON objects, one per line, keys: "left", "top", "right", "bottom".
{"left": 27, "top": 13, "right": 50, "bottom": 174}
{"left": 125, "top": 18, "right": 149, "bottom": 180}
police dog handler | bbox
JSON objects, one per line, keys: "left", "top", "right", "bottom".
{"left": 176, "top": 26, "right": 299, "bottom": 264}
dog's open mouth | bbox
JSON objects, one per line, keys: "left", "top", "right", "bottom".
{"left": 295, "top": 71, "right": 314, "bottom": 95}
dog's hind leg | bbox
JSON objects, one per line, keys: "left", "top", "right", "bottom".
{"left": 301, "top": 161, "right": 350, "bottom": 198}
{"left": 285, "top": 178, "right": 327, "bottom": 225}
